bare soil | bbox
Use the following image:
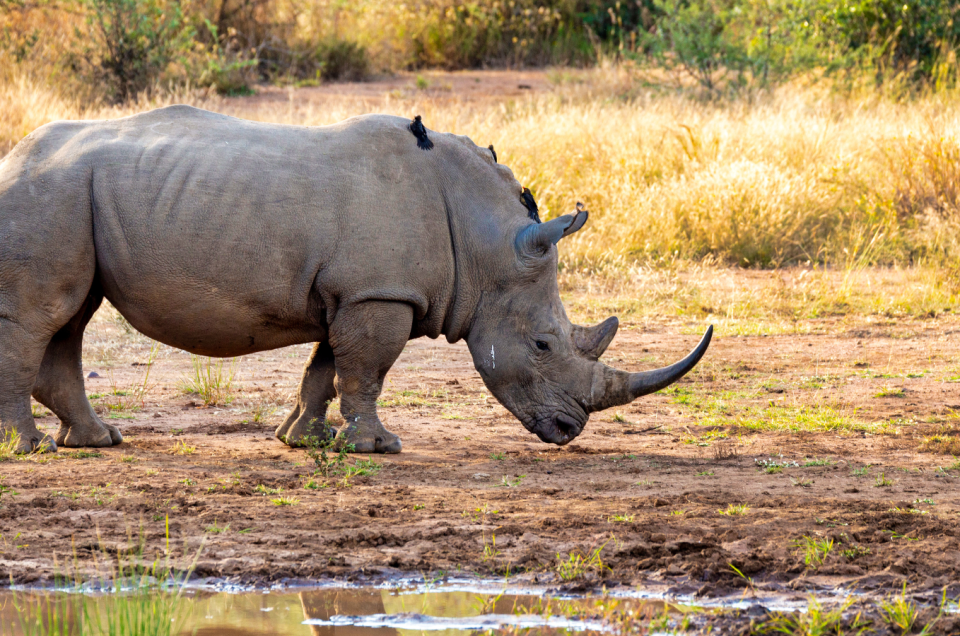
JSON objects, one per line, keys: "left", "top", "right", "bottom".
{"left": 236, "top": 69, "right": 556, "bottom": 109}
{"left": 1, "top": 291, "right": 959, "bottom": 608}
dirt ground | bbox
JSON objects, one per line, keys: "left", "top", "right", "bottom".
{"left": 1, "top": 280, "right": 959, "bottom": 604}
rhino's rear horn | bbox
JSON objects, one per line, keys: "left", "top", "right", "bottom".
{"left": 574, "top": 316, "right": 618, "bottom": 360}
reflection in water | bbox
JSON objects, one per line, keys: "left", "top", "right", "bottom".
{"left": 0, "top": 585, "right": 674, "bottom": 636}
{"left": 300, "top": 588, "right": 393, "bottom": 636}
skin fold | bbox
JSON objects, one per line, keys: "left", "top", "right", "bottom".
{"left": 0, "top": 106, "right": 710, "bottom": 454}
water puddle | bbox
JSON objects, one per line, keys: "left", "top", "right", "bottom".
{"left": 1, "top": 578, "right": 946, "bottom": 635}
{"left": 0, "top": 582, "right": 694, "bottom": 635}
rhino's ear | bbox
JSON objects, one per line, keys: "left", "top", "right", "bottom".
{"left": 516, "top": 203, "right": 588, "bottom": 260}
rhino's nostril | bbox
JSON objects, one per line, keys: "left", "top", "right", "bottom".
{"left": 555, "top": 413, "right": 580, "bottom": 438}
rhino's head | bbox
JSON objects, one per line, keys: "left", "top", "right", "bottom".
{"left": 465, "top": 204, "right": 712, "bottom": 445}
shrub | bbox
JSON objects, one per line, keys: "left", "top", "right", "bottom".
{"left": 316, "top": 39, "right": 369, "bottom": 81}
{"left": 813, "top": 0, "right": 960, "bottom": 87}
{"left": 78, "top": 0, "right": 195, "bottom": 101}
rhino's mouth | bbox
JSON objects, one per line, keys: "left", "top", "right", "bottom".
{"left": 532, "top": 412, "right": 584, "bottom": 445}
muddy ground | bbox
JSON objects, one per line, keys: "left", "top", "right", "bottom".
{"left": 1, "top": 288, "right": 959, "bottom": 608}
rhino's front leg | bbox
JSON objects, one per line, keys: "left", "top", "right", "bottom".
{"left": 276, "top": 342, "right": 337, "bottom": 446}
{"left": 330, "top": 301, "right": 412, "bottom": 454}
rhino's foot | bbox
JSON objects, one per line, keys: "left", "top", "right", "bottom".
{"left": 56, "top": 416, "right": 122, "bottom": 448}
{"left": 276, "top": 410, "right": 335, "bottom": 448}
{"left": 14, "top": 431, "right": 57, "bottom": 454}
{"left": 338, "top": 415, "right": 402, "bottom": 454}
{"left": 275, "top": 405, "right": 300, "bottom": 442}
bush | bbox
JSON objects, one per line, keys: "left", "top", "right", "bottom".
{"left": 78, "top": 0, "right": 195, "bottom": 101}
{"left": 8, "top": 0, "right": 960, "bottom": 101}
{"left": 812, "top": 0, "right": 960, "bottom": 87}
{"left": 197, "top": 20, "right": 258, "bottom": 95}
{"left": 316, "top": 39, "right": 369, "bottom": 81}
{"left": 642, "top": 0, "right": 746, "bottom": 90}
{"left": 638, "top": 0, "right": 960, "bottom": 92}
{"left": 407, "top": 0, "right": 584, "bottom": 68}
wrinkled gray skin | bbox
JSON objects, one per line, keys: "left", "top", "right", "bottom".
{"left": 0, "top": 106, "right": 711, "bottom": 454}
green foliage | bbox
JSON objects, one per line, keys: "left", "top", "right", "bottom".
{"left": 407, "top": 0, "right": 583, "bottom": 68}
{"left": 813, "top": 0, "right": 960, "bottom": 87}
{"left": 718, "top": 503, "right": 749, "bottom": 515}
{"left": 301, "top": 425, "right": 381, "bottom": 486}
{"left": 79, "top": 0, "right": 194, "bottom": 101}
{"left": 555, "top": 540, "right": 612, "bottom": 581}
{"left": 880, "top": 584, "right": 921, "bottom": 634}
{"left": 498, "top": 474, "right": 525, "bottom": 487}
{"left": 302, "top": 426, "right": 354, "bottom": 478}
{"left": 10, "top": 520, "right": 199, "bottom": 636}
{"left": 482, "top": 533, "right": 500, "bottom": 560}
{"left": 636, "top": 0, "right": 819, "bottom": 91}
{"left": 0, "top": 429, "right": 21, "bottom": 461}
{"left": 643, "top": 0, "right": 745, "bottom": 90}
{"left": 842, "top": 544, "right": 871, "bottom": 559}
{"left": 875, "top": 471, "right": 895, "bottom": 486}
{"left": 793, "top": 535, "right": 834, "bottom": 568}
{"left": 11, "top": 0, "right": 960, "bottom": 101}
{"left": 197, "top": 20, "right": 257, "bottom": 95}
{"left": 0, "top": 476, "right": 16, "bottom": 501}
{"left": 344, "top": 456, "right": 383, "bottom": 478}
{"left": 315, "top": 39, "right": 369, "bottom": 81}
{"left": 180, "top": 356, "right": 238, "bottom": 406}
{"left": 753, "top": 597, "right": 866, "bottom": 635}
{"left": 636, "top": 0, "right": 960, "bottom": 92}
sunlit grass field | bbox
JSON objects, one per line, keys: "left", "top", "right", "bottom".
{"left": 3, "top": 67, "right": 959, "bottom": 333}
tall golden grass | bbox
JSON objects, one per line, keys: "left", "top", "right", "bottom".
{"left": 3, "top": 67, "right": 960, "bottom": 274}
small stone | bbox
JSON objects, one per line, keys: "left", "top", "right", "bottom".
{"left": 665, "top": 563, "right": 685, "bottom": 576}
{"left": 472, "top": 473, "right": 490, "bottom": 480}
{"left": 87, "top": 371, "right": 101, "bottom": 379}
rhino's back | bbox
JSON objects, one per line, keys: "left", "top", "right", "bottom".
{"left": 67, "top": 107, "right": 457, "bottom": 354}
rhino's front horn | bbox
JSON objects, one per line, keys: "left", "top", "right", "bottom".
{"left": 589, "top": 326, "right": 713, "bottom": 411}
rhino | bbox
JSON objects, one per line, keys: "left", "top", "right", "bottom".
{"left": 0, "top": 106, "right": 711, "bottom": 454}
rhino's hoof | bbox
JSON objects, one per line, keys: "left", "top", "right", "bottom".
{"left": 18, "top": 433, "right": 57, "bottom": 454}
{"left": 375, "top": 435, "right": 402, "bottom": 454}
{"left": 105, "top": 422, "right": 123, "bottom": 445}
{"left": 57, "top": 423, "right": 117, "bottom": 448}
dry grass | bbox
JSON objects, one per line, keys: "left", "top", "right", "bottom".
{"left": 560, "top": 261, "right": 960, "bottom": 333}
{"left": 918, "top": 431, "right": 960, "bottom": 455}
{"left": 3, "top": 67, "right": 960, "bottom": 322}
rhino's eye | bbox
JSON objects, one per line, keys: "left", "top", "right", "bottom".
{"left": 535, "top": 340, "right": 550, "bottom": 351}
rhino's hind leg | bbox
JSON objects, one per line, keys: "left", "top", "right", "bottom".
{"left": 0, "top": 320, "right": 58, "bottom": 453}
{"left": 276, "top": 342, "right": 338, "bottom": 446}
{"left": 330, "top": 301, "right": 412, "bottom": 454}
{"left": 32, "top": 292, "right": 122, "bottom": 448}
